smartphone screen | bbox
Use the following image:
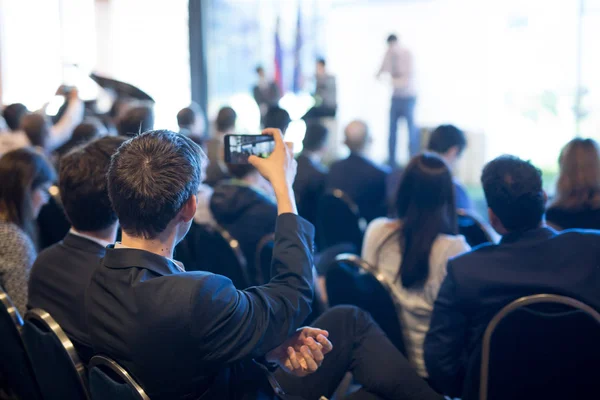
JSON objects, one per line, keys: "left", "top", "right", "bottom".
{"left": 224, "top": 134, "right": 275, "bottom": 164}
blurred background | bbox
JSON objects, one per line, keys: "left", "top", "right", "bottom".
{"left": 2, "top": 0, "right": 600, "bottom": 208}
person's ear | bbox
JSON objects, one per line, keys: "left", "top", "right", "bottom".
{"left": 180, "top": 195, "right": 197, "bottom": 223}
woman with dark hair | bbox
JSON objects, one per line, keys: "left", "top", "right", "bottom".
{"left": 0, "top": 148, "right": 56, "bottom": 314}
{"left": 362, "top": 153, "right": 470, "bottom": 377}
{"left": 547, "top": 138, "right": 600, "bottom": 230}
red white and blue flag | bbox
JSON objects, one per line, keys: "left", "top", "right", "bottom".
{"left": 292, "top": 6, "right": 303, "bottom": 93}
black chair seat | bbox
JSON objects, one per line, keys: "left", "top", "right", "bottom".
{"left": 317, "top": 189, "right": 366, "bottom": 251}
{"left": 22, "top": 309, "right": 89, "bottom": 400}
{"left": 325, "top": 254, "right": 406, "bottom": 355}
{"left": 0, "top": 288, "right": 42, "bottom": 400}
{"left": 463, "top": 294, "right": 600, "bottom": 400}
{"left": 89, "top": 356, "right": 149, "bottom": 400}
{"left": 174, "top": 222, "right": 250, "bottom": 288}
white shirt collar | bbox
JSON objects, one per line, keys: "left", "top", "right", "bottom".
{"left": 113, "top": 242, "right": 186, "bottom": 273}
{"left": 69, "top": 228, "right": 113, "bottom": 249}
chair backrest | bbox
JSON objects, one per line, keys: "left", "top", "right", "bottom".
{"left": 325, "top": 254, "right": 406, "bottom": 355}
{"left": 465, "top": 294, "right": 600, "bottom": 400}
{"left": 0, "top": 287, "right": 42, "bottom": 400}
{"left": 317, "top": 189, "right": 366, "bottom": 251}
{"left": 22, "top": 309, "right": 89, "bottom": 400}
{"left": 457, "top": 209, "right": 495, "bottom": 247}
{"left": 174, "top": 222, "right": 250, "bottom": 288}
{"left": 255, "top": 233, "right": 275, "bottom": 284}
{"left": 88, "top": 356, "right": 149, "bottom": 400}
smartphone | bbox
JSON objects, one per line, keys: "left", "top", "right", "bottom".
{"left": 224, "top": 134, "right": 276, "bottom": 164}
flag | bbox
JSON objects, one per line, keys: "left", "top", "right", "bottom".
{"left": 274, "top": 17, "right": 283, "bottom": 94}
{"left": 293, "top": 6, "right": 303, "bottom": 93}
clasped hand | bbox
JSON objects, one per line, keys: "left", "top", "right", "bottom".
{"left": 266, "top": 327, "right": 333, "bottom": 377}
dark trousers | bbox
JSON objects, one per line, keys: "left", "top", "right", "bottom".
{"left": 302, "top": 105, "right": 337, "bottom": 120}
{"left": 276, "top": 306, "right": 441, "bottom": 400}
{"left": 388, "top": 96, "right": 417, "bottom": 166}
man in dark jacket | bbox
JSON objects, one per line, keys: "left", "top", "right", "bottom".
{"left": 424, "top": 155, "right": 600, "bottom": 398}
{"left": 327, "top": 120, "right": 389, "bottom": 222}
{"left": 85, "top": 129, "right": 441, "bottom": 400}
{"left": 29, "top": 136, "right": 126, "bottom": 363}
{"left": 293, "top": 121, "right": 328, "bottom": 226}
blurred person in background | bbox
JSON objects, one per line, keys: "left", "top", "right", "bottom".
{"left": 2, "top": 103, "right": 29, "bottom": 131}
{"left": 177, "top": 103, "right": 206, "bottom": 146}
{"left": 427, "top": 124, "right": 471, "bottom": 210}
{"left": 377, "top": 34, "right": 417, "bottom": 166}
{"left": 205, "top": 106, "right": 237, "bottom": 186}
{"left": 264, "top": 106, "right": 291, "bottom": 135}
{"left": 303, "top": 58, "right": 337, "bottom": 121}
{"left": 253, "top": 65, "right": 281, "bottom": 126}
{"left": 54, "top": 118, "right": 108, "bottom": 160}
{"left": 547, "top": 138, "right": 600, "bottom": 230}
{"left": 362, "top": 153, "right": 470, "bottom": 378}
{"left": 327, "top": 120, "right": 389, "bottom": 222}
{"left": 294, "top": 121, "right": 329, "bottom": 226}
{"left": 1, "top": 89, "right": 83, "bottom": 157}
{"left": 117, "top": 104, "right": 154, "bottom": 137}
{"left": 0, "top": 148, "right": 56, "bottom": 315}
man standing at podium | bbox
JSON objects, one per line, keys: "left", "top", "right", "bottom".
{"left": 377, "top": 34, "right": 417, "bottom": 166}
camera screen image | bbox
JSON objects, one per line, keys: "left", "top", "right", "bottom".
{"left": 228, "top": 135, "right": 275, "bottom": 164}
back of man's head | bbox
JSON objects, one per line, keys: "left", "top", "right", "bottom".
{"left": 177, "top": 107, "right": 196, "bottom": 129}
{"left": 344, "top": 120, "right": 370, "bottom": 153}
{"left": 227, "top": 164, "right": 257, "bottom": 180}
{"left": 59, "top": 136, "right": 127, "bottom": 232}
{"left": 216, "top": 107, "right": 237, "bottom": 133}
{"left": 108, "top": 130, "right": 204, "bottom": 239}
{"left": 264, "top": 106, "right": 291, "bottom": 133}
{"left": 427, "top": 124, "right": 467, "bottom": 156}
{"left": 302, "top": 122, "right": 328, "bottom": 152}
{"left": 387, "top": 34, "right": 398, "bottom": 44}
{"left": 20, "top": 113, "right": 49, "bottom": 148}
{"left": 481, "top": 155, "right": 545, "bottom": 233}
{"left": 117, "top": 106, "right": 154, "bottom": 137}
{"left": 72, "top": 119, "right": 105, "bottom": 144}
{"left": 3, "top": 103, "right": 28, "bottom": 131}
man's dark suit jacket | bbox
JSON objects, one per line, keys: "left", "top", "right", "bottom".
{"left": 85, "top": 214, "right": 315, "bottom": 400}
{"left": 293, "top": 154, "right": 327, "bottom": 227}
{"left": 424, "top": 227, "right": 600, "bottom": 397}
{"left": 28, "top": 233, "right": 105, "bottom": 363}
{"left": 326, "top": 153, "right": 389, "bottom": 222}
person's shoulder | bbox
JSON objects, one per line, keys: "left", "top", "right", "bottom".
{"left": 32, "top": 241, "right": 64, "bottom": 265}
{"left": 555, "top": 228, "right": 600, "bottom": 242}
{"left": 0, "top": 223, "right": 31, "bottom": 246}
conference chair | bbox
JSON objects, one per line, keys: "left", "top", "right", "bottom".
{"left": 174, "top": 222, "right": 250, "bottom": 288}
{"left": 22, "top": 309, "right": 89, "bottom": 400}
{"left": 325, "top": 254, "right": 406, "bottom": 356}
{"left": 463, "top": 294, "right": 600, "bottom": 400}
{"left": 255, "top": 233, "right": 275, "bottom": 284}
{"left": 88, "top": 356, "right": 149, "bottom": 400}
{"left": 317, "top": 189, "right": 367, "bottom": 251}
{"left": 457, "top": 208, "right": 495, "bottom": 247}
{"left": 0, "top": 287, "right": 42, "bottom": 400}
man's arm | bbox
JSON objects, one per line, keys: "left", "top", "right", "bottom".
{"left": 47, "top": 89, "right": 84, "bottom": 151}
{"left": 190, "top": 213, "right": 315, "bottom": 365}
{"left": 424, "top": 262, "right": 469, "bottom": 397}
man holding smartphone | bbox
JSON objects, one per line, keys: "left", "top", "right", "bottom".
{"left": 86, "top": 128, "right": 441, "bottom": 400}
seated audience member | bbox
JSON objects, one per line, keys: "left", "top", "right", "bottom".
{"left": 294, "top": 121, "right": 329, "bottom": 226}
{"left": 302, "top": 58, "right": 337, "bottom": 120}
{"left": 28, "top": 136, "right": 126, "bottom": 362}
{"left": 424, "top": 155, "right": 600, "bottom": 397}
{"left": 3, "top": 103, "right": 29, "bottom": 131}
{"left": 0, "top": 148, "right": 55, "bottom": 315}
{"left": 117, "top": 104, "right": 154, "bottom": 137}
{"left": 327, "top": 120, "right": 390, "bottom": 222}
{"left": 54, "top": 118, "right": 107, "bottom": 160}
{"left": 546, "top": 138, "right": 600, "bottom": 230}
{"left": 362, "top": 153, "right": 470, "bottom": 378}
{"left": 427, "top": 124, "right": 472, "bottom": 210}
{"left": 205, "top": 106, "right": 236, "bottom": 186}
{"left": 264, "top": 106, "right": 291, "bottom": 134}
{"left": 177, "top": 103, "right": 206, "bottom": 146}
{"left": 210, "top": 163, "right": 276, "bottom": 285}
{"left": 86, "top": 129, "right": 441, "bottom": 400}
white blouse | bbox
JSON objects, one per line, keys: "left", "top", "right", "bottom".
{"left": 362, "top": 217, "right": 470, "bottom": 378}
